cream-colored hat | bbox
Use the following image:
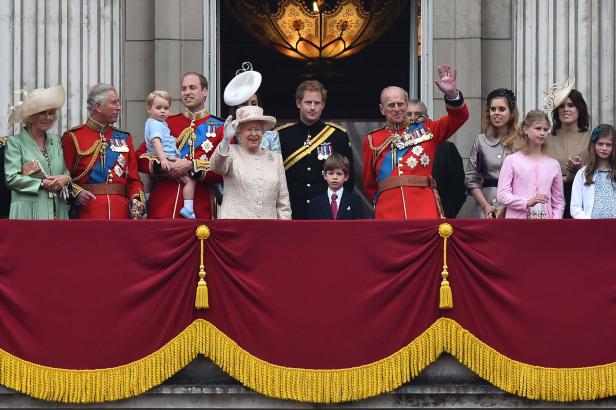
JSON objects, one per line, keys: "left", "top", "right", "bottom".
{"left": 543, "top": 74, "right": 575, "bottom": 111}
{"left": 224, "top": 62, "right": 262, "bottom": 106}
{"left": 8, "top": 85, "right": 66, "bottom": 124}
{"left": 235, "top": 106, "right": 276, "bottom": 131}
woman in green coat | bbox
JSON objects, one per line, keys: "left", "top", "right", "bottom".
{"left": 5, "top": 85, "right": 71, "bottom": 219}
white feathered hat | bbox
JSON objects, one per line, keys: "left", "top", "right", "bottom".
{"left": 543, "top": 74, "right": 575, "bottom": 111}
{"left": 8, "top": 85, "right": 65, "bottom": 124}
{"left": 223, "top": 62, "right": 262, "bottom": 107}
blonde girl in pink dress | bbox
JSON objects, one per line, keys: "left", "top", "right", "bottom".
{"left": 497, "top": 110, "right": 565, "bottom": 219}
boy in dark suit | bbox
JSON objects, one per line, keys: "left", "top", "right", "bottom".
{"left": 308, "top": 153, "right": 365, "bottom": 220}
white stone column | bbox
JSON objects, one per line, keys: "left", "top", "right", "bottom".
{"left": 0, "top": 0, "right": 122, "bottom": 136}
{"left": 430, "top": 0, "right": 483, "bottom": 158}
{"left": 513, "top": 0, "right": 614, "bottom": 126}
{"left": 420, "top": 0, "right": 433, "bottom": 115}
{"left": 203, "top": 0, "right": 219, "bottom": 116}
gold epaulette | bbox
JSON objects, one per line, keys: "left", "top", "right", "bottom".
{"left": 367, "top": 126, "right": 393, "bottom": 157}
{"left": 69, "top": 132, "right": 101, "bottom": 156}
{"left": 64, "top": 124, "right": 84, "bottom": 134}
{"left": 275, "top": 122, "right": 295, "bottom": 132}
{"left": 368, "top": 126, "right": 386, "bottom": 136}
{"left": 0, "top": 137, "right": 6, "bottom": 146}
{"left": 325, "top": 121, "right": 347, "bottom": 133}
{"left": 139, "top": 152, "right": 159, "bottom": 162}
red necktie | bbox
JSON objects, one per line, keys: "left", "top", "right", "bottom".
{"left": 331, "top": 192, "right": 338, "bottom": 220}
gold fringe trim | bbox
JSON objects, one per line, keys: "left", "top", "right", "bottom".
{"left": 0, "top": 320, "right": 443, "bottom": 403}
{"left": 442, "top": 317, "right": 616, "bottom": 402}
{"left": 201, "top": 320, "right": 443, "bottom": 404}
{"left": 0, "top": 321, "right": 202, "bottom": 403}
{"left": 3, "top": 318, "right": 616, "bottom": 403}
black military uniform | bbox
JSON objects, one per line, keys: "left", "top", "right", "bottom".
{"left": 278, "top": 120, "right": 354, "bottom": 220}
{"left": 432, "top": 141, "right": 466, "bottom": 218}
{"left": 0, "top": 137, "right": 10, "bottom": 218}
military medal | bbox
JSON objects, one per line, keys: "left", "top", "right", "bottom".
{"left": 304, "top": 133, "right": 312, "bottom": 148}
{"left": 394, "top": 125, "right": 433, "bottom": 149}
{"left": 117, "top": 154, "right": 126, "bottom": 167}
{"left": 206, "top": 124, "right": 216, "bottom": 139}
{"left": 419, "top": 153, "right": 430, "bottom": 167}
{"left": 317, "top": 142, "right": 333, "bottom": 160}
{"left": 110, "top": 138, "right": 129, "bottom": 153}
{"left": 113, "top": 164, "right": 123, "bottom": 177}
{"left": 201, "top": 139, "right": 213, "bottom": 153}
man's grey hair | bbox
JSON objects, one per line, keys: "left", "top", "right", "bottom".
{"left": 379, "top": 86, "right": 409, "bottom": 105}
{"left": 408, "top": 98, "right": 427, "bottom": 115}
{"left": 87, "top": 83, "right": 115, "bottom": 113}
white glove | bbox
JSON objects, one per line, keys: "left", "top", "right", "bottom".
{"left": 220, "top": 115, "right": 238, "bottom": 154}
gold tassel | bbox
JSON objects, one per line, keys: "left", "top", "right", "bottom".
{"left": 438, "top": 223, "right": 453, "bottom": 309}
{"left": 195, "top": 225, "right": 211, "bottom": 309}
{"left": 195, "top": 278, "right": 208, "bottom": 309}
{"left": 439, "top": 278, "right": 452, "bottom": 309}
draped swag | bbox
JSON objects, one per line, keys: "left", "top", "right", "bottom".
{"left": 1, "top": 219, "right": 615, "bottom": 403}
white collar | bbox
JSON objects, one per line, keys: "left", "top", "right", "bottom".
{"left": 328, "top": 187, "right": 343, "bottom": 201}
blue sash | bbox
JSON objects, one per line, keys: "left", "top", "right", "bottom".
{"left": 179, "top": 117, "right": 224, "bottom": 158}
{"left": 88, "top": 130, "right": 129, "bottom": 183}
{"left": 373, "top": 123, "right": 427, "bottom": 205}
{"left": 375, "top": 122, "right": 428, "bottom": 182}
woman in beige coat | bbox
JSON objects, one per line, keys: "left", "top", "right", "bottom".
{"left": 210, "top": 106, "right": 291, "bottom": 219}
{"left": 465, "top": 88, "right": 520, "bottom": 218}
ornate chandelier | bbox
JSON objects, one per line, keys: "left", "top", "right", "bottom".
{"left": 226, "top": 0, "right": 406, "bottom": 61}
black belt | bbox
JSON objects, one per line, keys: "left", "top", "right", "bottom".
{"left": 482, "top": 178, "right": 498, "bottom": 188}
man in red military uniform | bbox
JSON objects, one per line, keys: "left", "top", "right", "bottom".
{"left": 363, "top": 64, "right": 469, "bottom": 220}
{"left": 136, "top": 72, "right": 224, "bottom": 219}
{"left": 62, "top": 84, "right": 145, "bottom": 219}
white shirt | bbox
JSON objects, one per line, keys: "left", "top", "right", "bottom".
{"left": 570, "top": 165, "right": 596, "bottom": 219}
{"left": 327, "top": 187, "right": 343, "bottom": 210}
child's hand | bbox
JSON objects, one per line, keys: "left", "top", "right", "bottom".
{"left": 527, "top": 193, "right": 549, "bottom": 207}
{"left": 161, "top": 158, "right": 172, "bottom": 172}
{"left": 482, "top": 204, "right": 497, "bottom": 218}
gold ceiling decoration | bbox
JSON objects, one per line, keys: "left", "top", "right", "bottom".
{"left": 226, "top": 0, "right": 406, "bottom": 61}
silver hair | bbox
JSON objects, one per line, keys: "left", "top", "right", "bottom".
{"left": 379, "top": 86, "right": 409, "bottom": 105}
{"left": 408, "top": 98, "right": 427, "bottom": 115}
{"left": 87, "top": 83, "right": 115, "bottom": 113}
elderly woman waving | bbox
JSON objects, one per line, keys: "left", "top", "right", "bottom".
{"left": 210, "top": 106, "right": 291, "bottom": 219}
{"left": 4, "top": 85, "right": 70, "bottom": 219}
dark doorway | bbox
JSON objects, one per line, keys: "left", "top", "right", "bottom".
{"left": 220, "top": 1, "right": 413, "bottom": 122}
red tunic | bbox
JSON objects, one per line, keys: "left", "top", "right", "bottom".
{"left": 62, "top": 119, "right": 144, "bottom": 219}
{"left": 363, "top": 103, "right": 469, "bottom": 220}
{"left": 136, "top": 110, "right": 224, "bottom": 219}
